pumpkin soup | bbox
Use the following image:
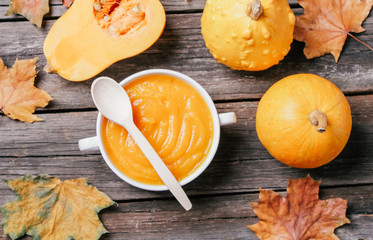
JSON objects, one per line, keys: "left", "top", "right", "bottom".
{"left": 102, "top": 74, "right": 214, "bottom": 185}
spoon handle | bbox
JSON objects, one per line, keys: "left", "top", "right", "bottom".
{"left": 125, "top": 121, "right": 192, "bottom": 211}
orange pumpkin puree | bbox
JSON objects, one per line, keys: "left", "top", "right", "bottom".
{"left": 102, "top": 74, "right": 214, "bottom": 185}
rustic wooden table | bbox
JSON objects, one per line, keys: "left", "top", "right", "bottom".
{"left": 0, "top": 0, "right": 372, "bottom": 239}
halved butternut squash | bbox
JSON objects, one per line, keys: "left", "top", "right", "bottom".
{"left": 44, "top": 0, "right": 166, "bottom": 81}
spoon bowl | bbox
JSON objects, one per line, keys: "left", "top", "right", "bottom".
{"left": 91, "top": 77, "right": 133, "bottom": 126}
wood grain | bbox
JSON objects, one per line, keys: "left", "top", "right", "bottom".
{"left": 0, "top": 95, "right": 372, "bottom": 203}
{"left": 1, "top": 95, "right": 371, "bottom": 157}
{"left": 0, "top": 185, "right": 371, "bottom": 239}
{"left": 0, "top": 12, "right": 372, "bottom": 109}
{"left": 0, "top": 0, "right": 372, "bottom": 238}
{"left": 0, "top": 0, "right": 301, "bottom": 13}
{"left": 0, "top": 154, "right": 372, "bottom": 203}
{"left": 100, "top": 185, "right": 373, "bottom": 239}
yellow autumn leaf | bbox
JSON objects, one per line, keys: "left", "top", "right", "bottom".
{"left": 1, "top": 175, "right": 116, "bottom": 240}
{"left": 6, "top": 0, "right": 49, "bottom": 28}
{"left": 0, "top": 57, "right": 52, "bottom": 123}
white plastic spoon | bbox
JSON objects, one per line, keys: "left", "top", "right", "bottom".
{"left": 91, "top": 77, "right": 192, "bottom": 211}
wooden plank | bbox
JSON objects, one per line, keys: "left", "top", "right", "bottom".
{"left": 0, "top": 0, "right": 300, "bottom": 12}
{"left": 100, "top": 215, "right": 373, "bottom": 240}
{"left": 0, "top": 95, "right": 372, "bottom": 202}
{"left": 0, "top": 185, "right": 371, "bottom": 239}
{"left": 0, "top": 94, "right": 371, "bottom": 157}
{"left": 100, "top": 186, "right": 373, "bottom": 239}
{"left": 0, "top": 1, "right": 371, "bottom": 239}
{"left": 1, "top": 215, "right": 370, "bottom": 240}
{"left": 0, "top": 154, "right": 372, "bottom": 203}
{"left": 0, "top": 12, "right": 372, "bottom": 108}
{"left": 0, "top": 1, "right": 205, "bottom": 14}
{"left": 0, "top": 2, "right": 304, "bottom": 21}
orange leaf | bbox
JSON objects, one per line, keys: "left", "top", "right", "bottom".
{"left": 248, "top": 175, "right": 350, "bottom": 240}
{"left": 6, "top": 0, "right": 49, "bottom": 28}
{"left": 0, "top": 58, "right": 52, "bottom": 123}
{"left": 294, "top": 0, "right": 373, "bottom": 62}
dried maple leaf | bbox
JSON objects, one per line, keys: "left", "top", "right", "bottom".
{"left": 294, "top": 0, "right": 373, "bottom": 62}
{"left": 6, "top": 0, "right": 49, "bottom": 28}
{"left": 0, "top": 57, "right": 52, "bottom": 123}
{"left": 248, "top": 174, "right": 350, "bottom": 240}
{"left": 1, "top": 175, "right": 115, "bottom": 240}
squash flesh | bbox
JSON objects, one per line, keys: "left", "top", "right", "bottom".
{"left": 94, "top": 0, "right": 146, "bottom": 36}
{"left": 43, "top": 0, "right": 165, "bottom": 81}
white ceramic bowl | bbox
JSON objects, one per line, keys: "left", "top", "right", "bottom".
{"left": 79, "top": 69, "right": 236, "bottom": 191}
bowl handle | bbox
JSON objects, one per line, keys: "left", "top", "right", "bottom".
{"left": 78, "top": 136, "right": 99, "bottom": 151}
{"left": 218, "top": 112, "right": 237, "bottom": 126}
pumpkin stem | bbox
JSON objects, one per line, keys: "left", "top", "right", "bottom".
{"left": 309, "top": 110, "right": 327, "bottom": 133}
{"left": 247, "top": 0, "right": 263, "bottom": 21}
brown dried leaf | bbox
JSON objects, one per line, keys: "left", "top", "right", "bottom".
{"left": 0, "top": 58, "right": 52, "bottom": 123}
{"left": 6, "top": 0, "right": 49, "bottom": 28}
{"left": 294, "top": 0, "right": 373, "bottom": 62}
{"left": 248, "top": 175, "right": 350, "bottom": 240}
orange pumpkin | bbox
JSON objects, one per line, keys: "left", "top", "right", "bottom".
{"left": 256, "top": 74, "right": 352, "bottom": 168}
{"left": 44, "top": 0, "right": 166, "bottom": 81}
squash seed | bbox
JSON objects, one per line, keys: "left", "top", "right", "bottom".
{"left": 132, "top": 5, "right": 140, "bottom": 13}
{"left": 94, "top": 2, "right": 101, "bottom": 11}
{"left": 104, "top": 15, "right": 111, "bottom": 21}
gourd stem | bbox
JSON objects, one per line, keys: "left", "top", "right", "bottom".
{"left": 44, "top": 63, "right": 55, "bottom": 73}
{"left": 309, "top": 110, "right": 327, "bottom": 133}
{"left": 247, "top": 0, "right": 263, "bottom": 21}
